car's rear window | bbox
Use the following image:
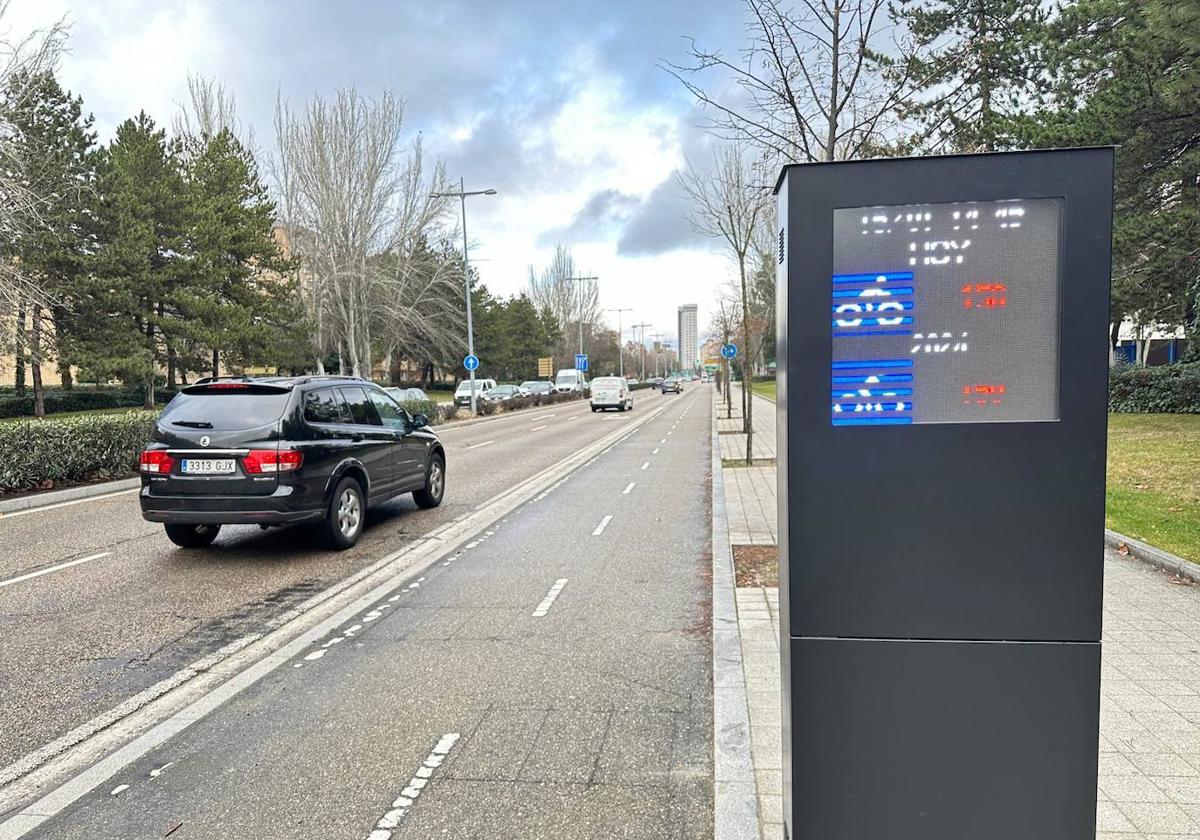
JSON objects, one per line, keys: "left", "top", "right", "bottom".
{"left": 160, "top": 391, "right": 291, "bottom": 430}
{"left": 593, "top": 377, "right": 621, "bottom": 387}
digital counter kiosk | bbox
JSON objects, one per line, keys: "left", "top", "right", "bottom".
{"left": 774, "top": 148, "right": 1112, "bottom": 840}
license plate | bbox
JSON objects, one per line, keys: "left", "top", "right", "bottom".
{"left": 180, "top": 459, "right": 236, "bottom": 475}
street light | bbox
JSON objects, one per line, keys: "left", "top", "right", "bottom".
{"left": 430, "top": 178, "right": 497, "bottom": 414}
{"left": 605, "top": 308, "right": 632, "bottom": 378}
{"left": 565, "top": 275, "right": 598, "bottom": 361}
{"left": 632, "top": 322, "right": 652, "bottom": 381}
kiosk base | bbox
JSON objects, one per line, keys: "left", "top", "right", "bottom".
{"left": 784, "top": 637, "right": 1101, "bottom": 840}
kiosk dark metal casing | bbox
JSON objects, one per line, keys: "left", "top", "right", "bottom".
{"left": 774, "top": 148, "right": 1112, "bottom": 840}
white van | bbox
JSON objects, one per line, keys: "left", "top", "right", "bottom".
{"left": 454, "top": 378, "right": 496, "bottom": 406}
{"left": 590, "top": 376, "right": 633, "bottom": 412}
{"left": 554, "top": 369, "right": 586, "bottom": 394}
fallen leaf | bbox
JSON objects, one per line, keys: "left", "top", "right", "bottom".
{"left": 1117, "top": 542, "right": 1130, "bottom": 555}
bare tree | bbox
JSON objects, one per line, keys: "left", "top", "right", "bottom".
{"left": 172, "top": 73, "right": 248, "bottom": 146}
{"left": 526, "top": 243, "right": 600, "bottom": 360}
{"left": 679, "top": 143, "right": 769, "bottom": 464}
{"left": 273, "top": 87, "right": 456, "bottom": 377}
{"left": 663, "top": 0, "right": 915, "bottom": 163}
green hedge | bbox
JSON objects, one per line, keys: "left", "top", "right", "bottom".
{"left": 1110, "top": 363, "right": 1200, "bottom": 413}
{"left": 0, "top": 411, "right": 158, "bottom": 494}
{"left": 0, "top": 387, "right": 175, "bottom": 419}
{"left": 398, "top": 399, "right": 440, "bottom": 424}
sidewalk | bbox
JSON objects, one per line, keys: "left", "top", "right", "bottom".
{"left": 716, "top": 385, "right": 1200, "bottom": 839}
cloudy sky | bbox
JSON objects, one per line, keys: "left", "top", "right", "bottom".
{"left": 10, "top": 0, "right": 755, "bottom": 357}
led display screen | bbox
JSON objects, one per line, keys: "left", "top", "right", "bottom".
{"left": 831, "top": 198, "right": 1062, "bottom": 425}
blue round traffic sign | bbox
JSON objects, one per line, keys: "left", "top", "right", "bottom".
{"left": 463, "top": 354, "right": 480, "bottom": 371}
{"left": 721, "top": 343, "right": 738, "bottom": 359}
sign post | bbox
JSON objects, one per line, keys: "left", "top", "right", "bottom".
{"left": 463, "top": 353, "right": 480, "bottom": 414}
{"left": 775, "top": 148, "right": 1112, "bottom": 840}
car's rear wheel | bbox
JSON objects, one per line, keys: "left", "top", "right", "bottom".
{"left": 414, "top": 452, "right": 445, "bottom": 509}
{"left": 164, "top": 523, "right": 220, "bottom": 549}
{"left": 324, "top": 476, "right": 365, "bottom": 549}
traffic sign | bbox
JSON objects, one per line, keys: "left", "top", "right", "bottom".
{"left": 721, "top": 343, "right": 738, "bottom": 359}
{"left": 575, "top": 353, "right": 588, "bottom": 372}
{"left": 463, "top": 354, "right": 480, "bottom": 371}
{"left": 537, "top": 356, "right": 554, "bottom": 377}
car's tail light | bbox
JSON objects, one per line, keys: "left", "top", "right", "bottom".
{"left": 243, "top": 449, "right": 303, "bottom": 474}
{"left": 140, "top": 450, "right": 175, "bottom": 474}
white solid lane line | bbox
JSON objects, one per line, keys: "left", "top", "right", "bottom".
{"left": 592, "top": 515, "right": 613, "bottom": 536}
{"left": 0, "top": 552, "right": 112, "bottom": 590}
{"left": 640, "top": 462, "right": 650, "bottom": 471}
{"left": 0, "top": 487, "right": 139, "bottom": 520}
{"left": 532, "top": 578, "right": 569, "bottom": 618}
{"left": 466, "top": 440, "right": 495, "bottom": 450}
{"left": 530, "top": 425, "right": 548, "bottom": 432}
{"left": 622, "top": 482, "right": 635, "bottom": 495}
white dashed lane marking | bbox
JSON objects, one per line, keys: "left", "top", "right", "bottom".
{"left": 365, "top": 733, "right": 459, "bottom": 839}
{"left": 109, "top": 784, "right": 128, "bottom": 797}
{"left": 532, "top": 578, "right": 569, "bottom": 617}
{"left": 622, "top": 482, "right": 635, "bottom": 495}
{"left": 592, "top": 515, "right": 613, "bottom": 536}
{"left": 466, "top": 440, "right": 495, "bottom": 450}
{"left": 530, "top": 425, "right": 548, "bottom": 431}
{"left": 652, "top": 448, "right": 660, "bottom": 454}
{"left": 0, "top": 551, "right": 112, "bottom": 589}
{"left": 640, "top": 462, "right": 650, "bottom": 471}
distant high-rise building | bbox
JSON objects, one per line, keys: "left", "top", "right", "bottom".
{"left": 677, "top": 304, "right": 698, "bottom": 372}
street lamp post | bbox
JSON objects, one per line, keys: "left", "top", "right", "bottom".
{"left": 566, "top": 275, "right": 598, "bottom": 365}
{"left": 651, "top": 332, "right": 663, "bottom": 378}
{"left": 430, "top": 178, "right": 496, "bottom": 414}
{"left": 606, "top": 308, "right": 632, "bottom": 378}
{"left": 632, "top": 322, "right": 651, "bottom": 381}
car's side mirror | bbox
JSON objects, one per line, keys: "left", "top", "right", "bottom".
{"left": 412, "top": 413, "right": 429, "bottom": 430}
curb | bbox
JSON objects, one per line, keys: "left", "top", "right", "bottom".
{"left": 710, "top": 396, "right": 763, "bottom": 840}
{"left": 1106, "top": 529, "right": 1200, "bottom": 583}
{"left": 0, "top": 477, "right": 140, "bottom": 516}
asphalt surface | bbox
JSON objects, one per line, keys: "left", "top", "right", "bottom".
{"left": 2, "top": 386, "right": 714, "bottom": 838}
{"left": 0, "top": 394, "right": 650, "bottom": 767}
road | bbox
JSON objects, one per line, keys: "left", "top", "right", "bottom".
{"left": 0, "top": 385, "right": 713, "bottom": 839}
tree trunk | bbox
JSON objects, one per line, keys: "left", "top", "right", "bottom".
{"left": 167, "top": 345, "right": 177, "bottom": 389}
{"left": 212, "top": 348, "right": 219, "bottom": 379}
{"left": 144, "top": 320, "right": 156, "bottom": 410}
{"left": 14, "top": 302, "right": 26, "bottom": 396}
{"left": 825, "top": 0, "right": 841, "bottom": 161}
{"left": 739, "top": 253, "right": 754, "bottom": 465}
{"left": 30, "top": 305, "right": 45, "bottom": 417}
{"left": 52, "top": 309, "right": 73, "bottom": 390}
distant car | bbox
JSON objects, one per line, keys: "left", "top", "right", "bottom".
{"left": 139, "top": 376, "right": 445, "bottom": 550}
{"left": 385, "top": 386, "right": 429, "bottom": 403}
{"left": 521, "top": 380, "right": 552, "bottom": 396}
{"left": 454, "top": 378, "right": 496, "bottom": 406}
{"left": 485, "top": 384, "right": 522, "bottom": 402}
{"left": 661, "top": 378, "right": 683, "bottom": 395}
{"left": 648, "top": 377, "right": 665, "bottom": 389}
{"left": 590, "top": 376, "right": 633, "bottom": 412}
{"left": 626, "top": 377, "right": 638, "bottom": 387}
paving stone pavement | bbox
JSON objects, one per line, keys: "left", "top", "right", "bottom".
{"left": 718, "top": 388, "right": 1200, "bottom": 838}
{"left": 717, "top": 386, "right": 777, "bottom": 463}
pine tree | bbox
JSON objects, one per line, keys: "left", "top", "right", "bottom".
{"left": 0, "top": 71, "right": 95, "bottom": 413}
{"left": 1020, "top": 0, "right": 1200, "bottom": 358}
{"left": 888, "top": 0, "right": 1047, "bottom": 151}
{"left": 178, "top": 128, "right": 296, "bottom": 377}
{"left": 79, "top": 113, "right": 190, "bottom": 407}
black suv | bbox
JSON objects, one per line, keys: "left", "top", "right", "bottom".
{"left": 139, "top": 376, "right": 446, "bottom": 550}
